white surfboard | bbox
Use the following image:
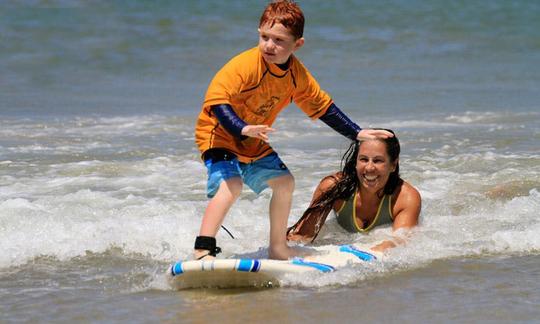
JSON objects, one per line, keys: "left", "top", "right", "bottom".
{"left": 168, "top": 244, "right": 378, "bottom": 289}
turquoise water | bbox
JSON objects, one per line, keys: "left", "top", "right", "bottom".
{"left": 1, "top": 1, "right": 539, "bottom": 322}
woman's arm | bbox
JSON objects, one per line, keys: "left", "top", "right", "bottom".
{"left": 370, "top": 182, "right": 422, "bottom": 252}
{"left": 287, "top": 174, "right": 342, "bottom": 243}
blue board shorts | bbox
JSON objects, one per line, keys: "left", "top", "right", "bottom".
{"left": 204, "top": 151, "right": 291, "bottom": 198}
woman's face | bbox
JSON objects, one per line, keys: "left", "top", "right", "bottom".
{"left": 356, "top": 140, "right": 397, "bottom": 193}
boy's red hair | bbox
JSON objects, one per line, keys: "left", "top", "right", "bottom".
{"left": 259, "top": 0, "right": 304, "bottom": 39}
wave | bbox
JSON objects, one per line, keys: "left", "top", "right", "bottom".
{"left": 0, "top": 111, "right": 538, "bottom": 290}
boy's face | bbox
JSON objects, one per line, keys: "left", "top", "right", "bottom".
{"left": 258, "top": 22, "right": 304, "bottom": 65}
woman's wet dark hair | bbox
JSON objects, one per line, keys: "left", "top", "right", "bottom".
{"left": 287, "top": 129, "right": 402, "bottom": 241}
{"left": 378, "top": 129, "right": 401, "bottom": 195}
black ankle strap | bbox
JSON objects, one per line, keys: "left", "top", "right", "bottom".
{"left": 194, "top": 236, "right": 222, "bottom": 257}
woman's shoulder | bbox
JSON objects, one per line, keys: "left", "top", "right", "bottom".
{"left": 393, "top": 180, "right": 421, "bottom": 209}
{"left": 316, "top": 172, "right": 349, "bottom": 211}
{"left": 318, "top": 172, "right": 342, "bottom": 190}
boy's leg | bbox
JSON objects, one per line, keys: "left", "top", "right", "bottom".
{"left": 195, "top": 150, "right": 242, "bottom": 260}
{"left": 241, "top": 153, "right": 296, "bottom": 260}
{"left": 266, "top": 173, "right": 296, "bottom": 260}
{"left": 195, "top": 177, "right": 243, "bottom": 260}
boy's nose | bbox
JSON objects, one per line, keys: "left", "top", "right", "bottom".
{"left": 265, "top": 39, "right": 276, "bottom": 50}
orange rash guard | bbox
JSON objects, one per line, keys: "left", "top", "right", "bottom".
{"left": 195, "top": 47, "right": 333, "bottom": 163}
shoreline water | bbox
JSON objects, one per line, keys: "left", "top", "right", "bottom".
{"left": 2, "top": 253, "right": 539, "bottom": 323}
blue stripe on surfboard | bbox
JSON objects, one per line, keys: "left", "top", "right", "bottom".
{"left": 291, "top": 258, "right": 335, "bottom": 272}
{"left": 171, "top": 262, "right": 183, "bottom": 276}
{"left": 339, "top": 244, "right": 377, "bottom": 261}
{"left": 252, "top": 259, "right": 261, "bottom": 272}
{"left": 237, "top": 259, "right": 261, "bottom": 272}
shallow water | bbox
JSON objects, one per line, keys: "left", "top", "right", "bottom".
{"left": 2, "top": 254, "right": 539, "bottom": 323}
{"left": 1, "top": 0, "right": 539, "bottom": 322}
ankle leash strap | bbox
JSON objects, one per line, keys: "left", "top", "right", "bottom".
{"left": 194, "top": 236, "right": 222, "bottom": 257}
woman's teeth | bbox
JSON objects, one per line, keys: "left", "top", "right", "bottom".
{"left": 364, "top": 175, "right": 377, "bottom": 181}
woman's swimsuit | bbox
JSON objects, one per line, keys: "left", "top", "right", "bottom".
{"left": 335, "top": 189, "right": 394, "bottom": 232}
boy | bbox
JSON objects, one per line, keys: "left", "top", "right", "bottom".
{"left": 193, "top": 0, "right": 392, "bottom": 260}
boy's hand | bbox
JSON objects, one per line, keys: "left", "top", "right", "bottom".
{"left": 241, "top": 125, "right": 275, "bottom": 142}
{"left": 357, "top": 129, "right": 394, "bottom": 141}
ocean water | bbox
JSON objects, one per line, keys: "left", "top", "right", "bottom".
{"left": 1, "top": 0, "right": 539, "bottom": 322}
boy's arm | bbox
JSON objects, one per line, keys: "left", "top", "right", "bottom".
{"left": 319, "top": 103, "right": 361, "bottom": 140}
{"left": 212, "top": 104, "right": 248, "bottom": 139}
{"left": 212, "top": 104, "right": 275, "bottom": 142}
{"left": 319, "top": 103, "right": 393, "bottom": 141}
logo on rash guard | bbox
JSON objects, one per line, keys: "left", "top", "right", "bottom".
{"left": 254, "top": 96, "right": 280, "bottom": 118}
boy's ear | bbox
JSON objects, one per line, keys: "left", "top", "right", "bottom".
{"left": 294, "top": 37, "right": 304, "bottom": 50}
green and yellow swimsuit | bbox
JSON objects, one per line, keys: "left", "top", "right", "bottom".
{"left": 335, "top": 189, "right": 394, "bottom": 233}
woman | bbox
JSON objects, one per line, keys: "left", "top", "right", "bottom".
{"left": 287, "top": 129, "right": 421, "bottom": 253}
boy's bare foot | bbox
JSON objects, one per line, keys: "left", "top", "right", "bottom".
{"left": 269, "top": 244, "right": 312, "bottom": 260}
{"left": 268, "top": 245, "right": 292, "bottom": 260}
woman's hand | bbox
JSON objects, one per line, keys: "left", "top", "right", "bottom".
{"left": 286, "top": 231, "right": 314, "bottom": 244}
{"left": 370, "top": 240, "right": 398, "bottom": 252}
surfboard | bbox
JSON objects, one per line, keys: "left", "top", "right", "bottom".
{"left": 168, "top": 244, "right": 379, "bottom": 289}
